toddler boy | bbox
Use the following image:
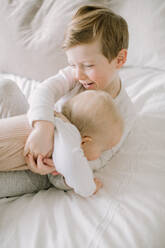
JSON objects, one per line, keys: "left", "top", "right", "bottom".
{"left": 25, "top": 5, "right": 136, "bottom": 176}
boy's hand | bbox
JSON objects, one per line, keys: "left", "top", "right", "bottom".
{"left": 93, "top": 178, "right": 103, "bottom": 195}
{"left": 24, "top": 120, "right": 54, "bottom": 159}
{"left": 25, "top": 154, "right": 58, "bottom": 175}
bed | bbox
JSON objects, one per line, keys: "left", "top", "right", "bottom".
{"left": 0, "top": 1, "right": 165, "bottom": 247}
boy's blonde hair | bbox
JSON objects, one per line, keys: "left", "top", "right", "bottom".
{"left": 62, "top": 90, "right": 123, "bottom": 144}
{"left": 63, "top": 5, "right": 129, "bottom": 61}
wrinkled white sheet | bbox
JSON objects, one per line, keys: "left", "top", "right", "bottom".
{"left": 0, "top": 67, "right": 165, "bottom": 248}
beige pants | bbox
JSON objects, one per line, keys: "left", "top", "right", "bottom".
{"left": 0, "top": 79, "right": 30, "bottom": 171}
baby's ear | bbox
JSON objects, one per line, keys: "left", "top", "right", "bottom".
{"left": 81, "top": 136, "right": 92, "bottom": 145}
{"left": 116, "top": 49, "right": 127, "bottom": 69}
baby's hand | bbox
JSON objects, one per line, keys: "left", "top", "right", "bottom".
{"left": 24, "top": 120, "right": 54, "bottom": 159}
{"left": 43, "top": 158, "right": 60, "bottom": 176}
{"left": 25, "top": 154, "right": 56, "bottom": 175}
{"left": 93, "top": 178, "right": 103, "bottom": 195}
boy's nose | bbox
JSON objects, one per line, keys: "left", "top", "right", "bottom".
{"left": 75, "top": 68, "right": 87, "bottom": 80}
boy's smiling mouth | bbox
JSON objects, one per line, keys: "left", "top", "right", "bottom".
{"left": 80, "top": 81, "right": 95, "bottom": 89}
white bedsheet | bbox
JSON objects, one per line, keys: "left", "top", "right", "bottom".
{"left": 0, "top": 67, "right": 165, "bottom": 248}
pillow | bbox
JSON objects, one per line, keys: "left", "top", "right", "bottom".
{"left": 107, "top": 0, "right": 165, "bottom": 70}
{"left": 0, "top": 0, "right": 107, "bottom": 81}
{"left": 0, "top": 0, "right": 165, "bottom": 81}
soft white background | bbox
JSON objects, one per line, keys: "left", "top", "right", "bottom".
{"left": 0, "top": 0, "right": 165, "bottom": 80}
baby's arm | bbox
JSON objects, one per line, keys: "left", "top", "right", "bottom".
{"left": 24, "top": 67, "right": 77, "bottom": 160}
{"left": 43, "top": 152, "right": 103, "bottom": 194}
{"left": 55, "top": 148, "right": 97, "bottom": 197}
{"left": 48, "top": 172, "right": 102, "bottom": 195}
{"left": 44, "top": 157, "right": 102, "bottom": 195}
{"left": 52, "top": 118, "right": 100, "bottom": 197}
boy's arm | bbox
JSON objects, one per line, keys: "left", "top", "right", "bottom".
{"left": 24, "top": 67, "right": 76, "bottom": 162}
{"left": 28, "top": 67, "right": 76, "bottom": 126}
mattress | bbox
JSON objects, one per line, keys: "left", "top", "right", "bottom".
{"left": 0, "top": 66, "right": 165, "bottom": 248}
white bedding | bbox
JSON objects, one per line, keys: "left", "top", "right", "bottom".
{"left": 0, "top": 66, "right": 165, "bottom": 248}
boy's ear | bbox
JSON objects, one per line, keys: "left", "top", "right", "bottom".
{"left": 81, "top": 136, "right": 92, "bottom": 146}
{"left": 116, "top": 49, "right": 127, "bottom": 69}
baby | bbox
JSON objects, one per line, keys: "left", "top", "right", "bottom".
{"left": 0, "top": 89, "right": 123, "bottom": 197}
{"left": 49, "top": 90, "right": 123, "bottom": 196}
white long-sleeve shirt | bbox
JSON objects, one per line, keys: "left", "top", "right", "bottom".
{"left": 28, "top": 67, "right": 78, "bottom": 126}
{"left": 28, "top": 66, "right": 137, "bottom": 195}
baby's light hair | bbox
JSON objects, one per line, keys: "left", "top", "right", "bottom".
{"left": 63, "top": 5, "right": 129, "bottom": 61}
{"left": 62, "top": 90, "right": 123, "bottom": 145}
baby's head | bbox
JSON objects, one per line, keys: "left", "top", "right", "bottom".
{"left": 63, "top": 5, "right": 129, "bottom": 62}
{"left": 62, "top": 90, "right": 123, "bottom": 160}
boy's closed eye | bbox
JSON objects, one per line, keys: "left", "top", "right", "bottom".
{"left": 84, "top": 64, "right": 94, "bottom": 68}
{"left": 68, "top": 63, "right": 94, "bottom": 68}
